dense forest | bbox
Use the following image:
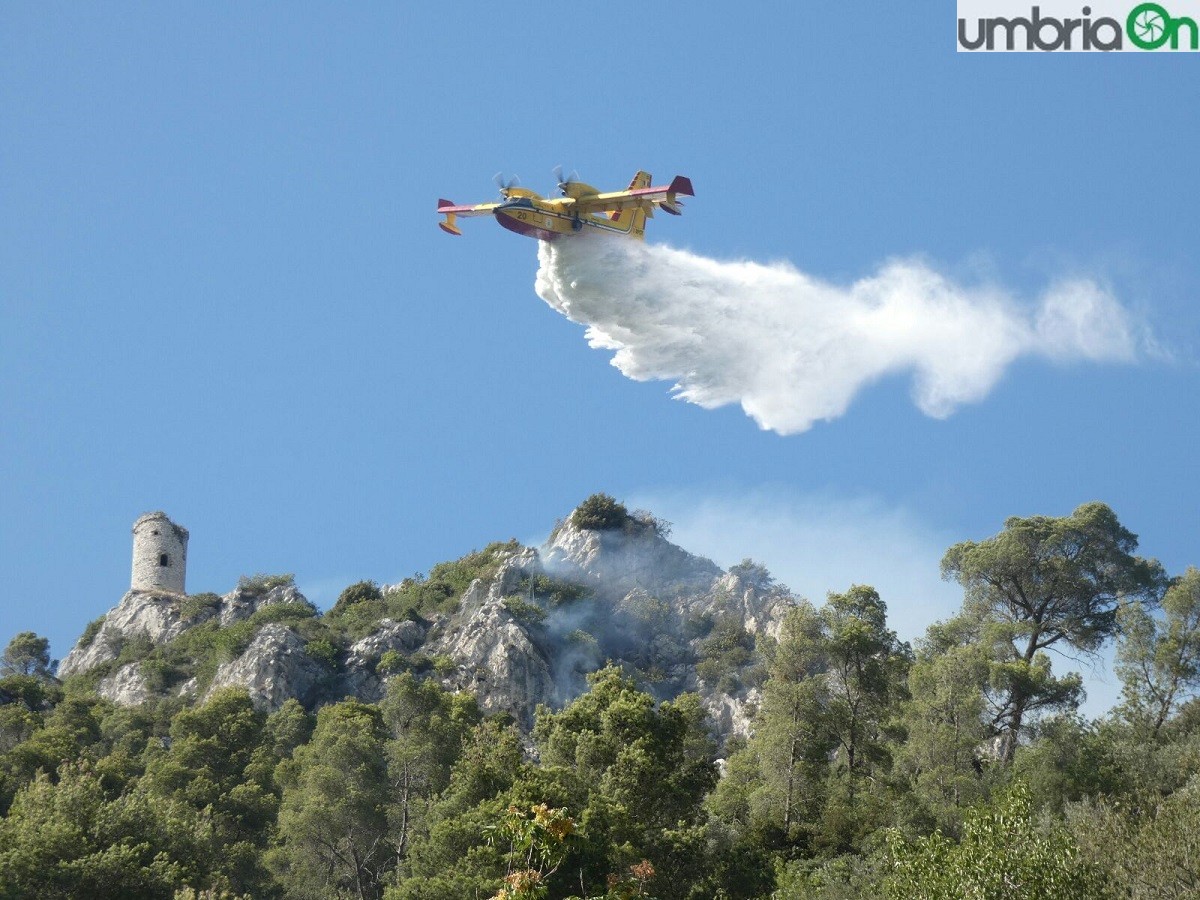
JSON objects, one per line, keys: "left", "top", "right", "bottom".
{"left": 1, "top": 499, "right": 1197, "bottom": 899}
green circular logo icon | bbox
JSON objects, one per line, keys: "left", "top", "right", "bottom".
{"left": 1128, "top": 2, "right": 1172, "bottom": 48}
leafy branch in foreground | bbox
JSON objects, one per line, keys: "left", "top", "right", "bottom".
{"left": 486, "top": 803, "right": 576, "bottom": 900}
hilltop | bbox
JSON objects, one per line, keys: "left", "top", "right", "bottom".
{"left": 56, "top": 494, "right": 794, "bottom": 744}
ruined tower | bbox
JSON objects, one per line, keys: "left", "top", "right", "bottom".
{"left": 131, "top": 511, "right": 189, "bottom": 594}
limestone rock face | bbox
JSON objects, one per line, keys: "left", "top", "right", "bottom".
{"left": 543, "top": 519, "right": 722, "bottom": 601}
{"left": 702, "top": 686, "right": 762, "bottom": 743}
{"left": 219, "top": 583, "right": 312, "bottom": 626}
{"left": 347, "top": 618, "right": 426, "bottom": 669}
{"left": 58, "top": 584, "right": 316, "bottom": 681}
{"left": 340, "top": 618, "right": 430, "bottom": 702}
{"left": 206, "top": 624, "right": 326, "bottom": 712}
{"left": 678, "top": 571, "right": 794, "bottom": 639}
{"left": 97, "top": 662, "right": 152, "bottom": 706}
{"left": 434, "top": 555, "right": 556, "bottom": 728}
{"left": 59, "top": 591, "right": 193, "bottom": 678}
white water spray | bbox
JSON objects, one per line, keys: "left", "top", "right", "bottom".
{"left": 534, "top": 236, "right": 1139, "bottom": 434}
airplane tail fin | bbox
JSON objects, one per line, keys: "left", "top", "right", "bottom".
{"left": 610, "top": 171, "right": 652, "bottom": 240}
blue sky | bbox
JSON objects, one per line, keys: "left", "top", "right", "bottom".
{"left": 2, "top": 4, "right": 1197, "bottom": 714}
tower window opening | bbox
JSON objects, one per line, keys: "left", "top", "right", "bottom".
{"left": 159, "top": 553, "right": 170, "bottom": 567}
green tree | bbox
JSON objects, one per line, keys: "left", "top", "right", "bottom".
{"left": 1068, "top": 774, "right": 1200, "bottom": 900}
{"left": 731, "top": 601, "right": 835, "bottom": 843}
{"left": 1009, "top": 715, "right": 1124, "bottom": 813}
{"left": 396, "top": 671, "right": 714, "bottom": 900}
{"left": 894, "top": 617, "right": 992, "bottom": 834}
{"left": 712, "top": 590, "right": 908, "bottom": 854}
{"left": 820, "top": 586, "right": 909, "bottom": 782}
{"left": 0, "top": 703, "right": 41, "bottom": 754}
{"left": 1, "top": 632, "right": 54, "bottom": 678}
{"left": 1116, "top": 567, "right": 1200, "bottom": 739}
{"left": 0, "top": 695, "right": 104, "bottom": 812}
{"left": 0, "top": 668, "right": 61, "bottom": 725}
{"left": 941, "top": 502, "right": 1164, "bottom": 762}
{"left": 144, "top": 689, "right": 275, "bottom": 894}
{"left": 436, "top": 718, "right": 525, "bottom": 816}
{"left": 534, "top": 666, "right": 716, "bottom": 837}
{"left": 0, "top": 762, "right": 212, "bottom": 899}
{"left": 389, "top": 720, "right": 525, "bottom": 900}
{"left": 262, "top": 697, "right": 313, "bottom": 760}
{"left": 882, "top": 782, "right": 1107, "bottom": 899}
{"left": 695, "top": 616, "right": 755, "bottom": 689}
{"left": 93, "top": 700, "right": 177, "bottom": 791}
{"left": 380, "top": 674, "right": 480, "bottom": 861}
{"left": 271, "top": 699, "right": 394, "bottom": 900}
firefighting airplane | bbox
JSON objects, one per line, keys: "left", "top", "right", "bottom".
{"left": 437, "top": 168, "right": 694, "bottom": 241}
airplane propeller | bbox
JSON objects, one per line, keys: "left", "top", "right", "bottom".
{"left": 493, "top": 172, "right": 521, "bottom": 197}
{"left": 553, "top": 165, "right": 580, "bottom": 195}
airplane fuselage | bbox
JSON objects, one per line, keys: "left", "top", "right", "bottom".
{"left": 494, "top": 198, "right": 645, "bottom": 241}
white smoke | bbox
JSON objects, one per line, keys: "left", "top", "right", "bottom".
{"left": 534, "top": 236, "right": 1140, "bottom": 434}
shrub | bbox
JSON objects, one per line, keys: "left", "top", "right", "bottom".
{"left": 431, "top": 654, "right": 457, "bottom": 676}
{"left": 642, "top": 665, "right": 668, "bottom": 683}
{"left": 383, "top": 541, "right": 521, "bottom": 619}
{"left": 376, "top": 650, "right": 406, "bottom": 676}
{"left": 700, "top": 617, "right": 754, "bottom": 656}
{"left": 305, "top": 639, "right": 338, "bottom": 669}
{"left": 331, "top": 581, "right": 383, "bottom": 615}
{"left": 696, "top": 657, "right": 724, "bottom": 687}
{"left": 631, "top": 508, "right": 673, "bottom": 538}
{"left": 571, "top": 493, "right": 634, "bottom": 531}
{"left": 502, "top": 596, "right": 547, "bottom": 627}
{"left": 729, "top": 558, "right": 775, "bottom": 590}
{"left": 139, "top": 656, "right": 186, "bottom": 693}
{"left": 570, "top": 494, "right": 672, "bottom": 538}
{"left": 626, "top": 595, "right": 671, "bottom": 628}
{"left": 696, "top": 617, "right": 756, "bottom": 690}
{"left": 326, "top": 597, "right": 388, "bottom": 641}
{"left": 683, "top": 613, "right": 715, "bottom": 640}
{"left": 114, "top": 634, "right": 155, "bottom": 667}
{"left": 78, "top": 616, "right": 106, "bottom": 649}
{"left": 519, "top": 574, "right": 590, "bottom": 607}
{"left": 882, "top": 783, "right": 1106, "bottom": 899}
{"left": 236, "top": 573, "right": 295, "bottom": 595}
{"left": 164, "top": 601, "right": 320, "bottom": 695}
{"left": 249, "top": 601, "right": 317, "bottom": 626}
{"left": 179, "top": 593, "right": 221, "bottom": 622}
{"left": 400, "top": 606, "right": 427, "bottom": 624}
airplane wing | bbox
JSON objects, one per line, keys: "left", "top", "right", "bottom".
{"left": 572, "top": 176, "right": 695, "bottom": 217}
{"left": 437, "top": 199, "right": 500, "bottom": 217}
{"left": 437, "top": 198, "right": 499, "bottom": 235}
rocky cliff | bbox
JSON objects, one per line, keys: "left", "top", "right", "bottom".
{"left": 59, "top": 581, "right": 316, "bottom": 706}
{"left": 57, "top": 499, "right": 797, "bottom": 741}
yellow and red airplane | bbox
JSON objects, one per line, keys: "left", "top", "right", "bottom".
{"left": 437, "top": 169, "right": 694, "bottom": 241}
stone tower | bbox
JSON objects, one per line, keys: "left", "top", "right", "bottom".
{"left": 131, "top": 511, "right": 189, "bottom": 594}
